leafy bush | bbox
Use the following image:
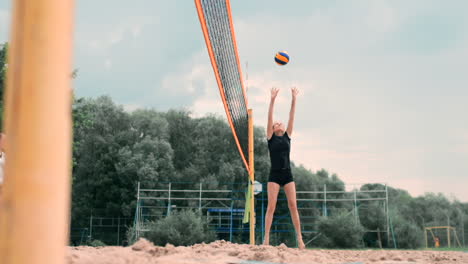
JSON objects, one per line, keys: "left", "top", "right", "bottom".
{"left": 88, "top": 239, "right": 107, "bottom": 247}
{"left": 126, "top": 225, "right": 137, "bottom": 245}
{"left": 315, "top": 212, "right": 365, "bottom": 248}
{"left": 145, "top": 210, "right": 216, "bottom": 246}
{"left": 391, "top": 213, "right": 424, "bottom": 249}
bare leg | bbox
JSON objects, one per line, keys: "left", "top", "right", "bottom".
{"left": 284, "top": 182, "right": 305, "bottom": 249}
{"left": 263, "top": 182, "right": 280, "bottom": 245}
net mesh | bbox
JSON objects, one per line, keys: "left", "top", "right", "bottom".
{"left": 196, "top": 0, "right": 249, "bottom": 170}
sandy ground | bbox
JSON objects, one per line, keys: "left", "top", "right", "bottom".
{"left": 68, "top": 239, "right": 468, "bottom": 264}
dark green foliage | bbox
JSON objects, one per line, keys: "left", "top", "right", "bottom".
{"left": 0, "top": 43, "right": 7, "bottom": 103}
{"left": 88, "top": 239, "right": 107, "bottom": 247}
{"left": 0, "top": 43, "right": 7, "bottom": 129}
{"left": 316, "top": 212, "right": 365, "bottom": 248}
{"left": 71, "top": 96, "right": 142, "bottom": 227}
{"left": 69, "top": 95, "right": 468, "bottom": 249}
{"left": 391, "top": 212, "right": 424, "bottom": 249}
{"left": 145, "top": 210, "right": 216, "bottom": 246}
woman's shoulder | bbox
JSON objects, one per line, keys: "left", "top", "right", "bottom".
{"left": 267, "top": 134, "right": 274, "bottom": 142}
{"left": 268, "top": 132, "right": 291, "bottom": 142}
{"left": 267, "top": 132, "right": 278, "bottom": 141}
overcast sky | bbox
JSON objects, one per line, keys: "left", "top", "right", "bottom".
{"left": 1, "top": 0, "right": 467, "bottom": 201}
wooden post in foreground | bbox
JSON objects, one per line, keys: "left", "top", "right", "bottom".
{"left": 0, "top": 0, "right": 74, "bottom": 263}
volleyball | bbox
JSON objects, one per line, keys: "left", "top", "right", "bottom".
{"left": 274, "top": 51, "right": 289, "bottom": 66}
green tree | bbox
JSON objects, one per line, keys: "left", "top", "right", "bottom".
{"left": 164, "top": 109, "right": 196, "bottom": 172}
{"left": 67, "top": 95, "right": 468, "bottom": 248}
{"left": 391, "top": 211, "right": 424, "bottom": 249}
{"left": 0, "top": 43, "right": 7, "bottom": 102}
{"left": 72, "top": 96, "right": 133, "bottom": 226}
{"left": 72, "top": 96, "right": 173, "bottom": 227}
{"left": 359, "top": 184, "right": 389, "bottom": 247}
{"left": 0, "top": 43, "right": 8, "bottom": 128}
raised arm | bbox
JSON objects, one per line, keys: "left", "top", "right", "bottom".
{"left": 267, "top": 87, "right": 279, "bottom": 140}
{"left": 286, "top": 87, "right": 298, "bottom": 136}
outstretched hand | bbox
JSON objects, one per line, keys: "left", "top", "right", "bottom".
{"left": 291, "top": 87, "right": 299, "bottom": 99}
{"left": 271, "top": 87, "right": 279, "bottom": 100}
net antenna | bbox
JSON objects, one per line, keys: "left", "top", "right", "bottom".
{"left": 246, "top": 61, "right": 249, "bottom": 93}
{"left": 195, "top": 0, "right": 256, "bottom": 244}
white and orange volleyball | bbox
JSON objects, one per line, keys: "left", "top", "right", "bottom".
{"left": 274, "top": 51, "right": 289, "bottom": 66}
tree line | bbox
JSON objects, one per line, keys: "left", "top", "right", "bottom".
{"left": 1, "top": 43, "right": 467, "bottom": 248}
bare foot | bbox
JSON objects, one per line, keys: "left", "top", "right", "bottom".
{"left": 263, "top": 237, "right": 270, "bottom": 246}
{"left": 298, "top": 239, "right": 305, "bottom": 250}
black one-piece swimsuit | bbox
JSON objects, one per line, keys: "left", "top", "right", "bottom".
{"left": 267, "top": 132, "right": 293, "bottom": 186}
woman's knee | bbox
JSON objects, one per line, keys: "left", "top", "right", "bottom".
{"left": 266, "top": 204, "right": 277, "bottom": 214}
{"left": 287, "top": 201, "right": 297, "bottom": 211}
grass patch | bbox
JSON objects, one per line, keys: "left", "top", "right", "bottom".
{"left": 425, "top": 247, "right": 468, "bottom": 252}
{"left": 306, "top": 247, "right": 468, "bottom": 251}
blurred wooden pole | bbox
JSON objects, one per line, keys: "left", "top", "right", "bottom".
{"left": 0, "top": 0, "right": 74, "bottom": 263}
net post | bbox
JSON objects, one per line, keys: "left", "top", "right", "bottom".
{"left": 323, "top": 184, "right": 327, "bottom": 217}
{"left": 0, "top": 0, "right": 74, "bottom": 263}
{"left": 424, "top": 227, "right": 428, "bottom": 248}
{"left": 199, "top": 183, "right": 202, "bottom": 211}
{"left": 448, "top": 226, "right": 451, "bottom": 247}
{"left": 248, "top": 109, "right": 255, "bottom": 245}
{"left": 385, "top": 184, "right": 390, "bottom": 246}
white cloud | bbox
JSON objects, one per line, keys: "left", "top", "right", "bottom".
{"left": 161, "top": 51, "right": 213, "bottom": 95}
{"left": 123, "top": 103, "right": 143, "bottom": 113}
{"left": 453, "top": 131, "right": 468, "bottom": 154}
{"left": 365, "top": 0, "right": 398, "bottom": 33}
{"left": 230, "top": 2, "right": 468, "bottom": 201}
{"left": 233, "top": 2, "right": 404, "bottom": 69}
{"left": 159, "top": 50, "right": 226, "bottom": 117}
{"left": 104, "top": 59, "right": 112, "bottom": 70}
{"left": 188, "top": 70, "right": 225, "bottom": 118}
{"left": 0, "top": 9, "right": 11, "bottom": 42}
{"left": 79, "top": 16, "right": 158, "bottom": 51}
{"left": 191, "top": 91, "right": 224, "bottom": 119}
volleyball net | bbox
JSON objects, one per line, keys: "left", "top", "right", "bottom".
{"left": 194, "top": 0, "right": 250, "bottom": 173}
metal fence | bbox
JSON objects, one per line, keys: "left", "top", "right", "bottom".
{"left": 133, "top": 182, "right": 390, "bottom": 246}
